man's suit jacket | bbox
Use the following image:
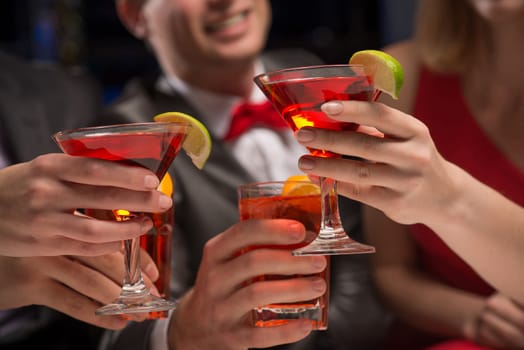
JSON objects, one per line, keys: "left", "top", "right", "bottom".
{"left": 98, "top": 49, "right": 390, "bottom": 350}
{"left": 0, "top": 51, "right": 104, "bottom": 350}
{"left": 0, "top": 51, "right": 101, "bottom": 163}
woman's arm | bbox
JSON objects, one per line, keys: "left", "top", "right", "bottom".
{"left": 364, "top": 206, "right": 484, "bottom": 337}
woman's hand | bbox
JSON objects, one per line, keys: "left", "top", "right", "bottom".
{"left": 465, "top": 293, "right": 524, "bottom": 349}
{"left": 0, "top": 153, "right": 173, "bottom": 257}
{"left": 168, "top": 219, "right": 328, "bottom": 350}
{"left": 295, "top": 100, "right": 462, "bottom": 225}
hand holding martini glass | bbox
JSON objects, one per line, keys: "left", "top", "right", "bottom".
{"left": 254, "top": 50, "right": 404, "bottom": 255}
{"left": 53, "top": 114, "right": 211, "bottom": 315}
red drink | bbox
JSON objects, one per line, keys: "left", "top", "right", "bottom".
{"left": 254, "top": 66, "right": 377, "bottom": 256}
{"left": 238, "top": 186, "right": 330, "bottom": 330}
{"left": 56, "top": 129, "right": 185, "bottom": 177}
{"left": 140, "top": 209, "right": 173, "bottom": 319}
{"left": 256, "top": 74, "right": 373, "bottom": 157}
{"left": 54, "top": 122, "right": 188, "bottom": 315}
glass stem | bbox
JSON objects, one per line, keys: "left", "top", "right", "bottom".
{"left": 318, "top": 177, "right": 345, "bottom": 239}
{"left": 117, "top": 215, "right": 148, "bottom": 297}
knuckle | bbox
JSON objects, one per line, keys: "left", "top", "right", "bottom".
{"left": 82, "top": 160, "right": 105, "bottom": 178}
{"left": 243, "top": 250, "right": 262, "bottom": 270}
{"left": 357, "top": 134, "right": 378, "bottom": 157}
{"left": 30, "top": 155, "right": 56, "bottom": 174}
{"left": 374, "top": 102, "right": 389, "bottom": 119}
{"left": 355, "top": 163, "right": 371, "bottom": 180}
{"left": 25, "top": 179, "right": 54, "bottom": 211}
{"left": 244, "top": 282, "right": 262, "bottom": 305}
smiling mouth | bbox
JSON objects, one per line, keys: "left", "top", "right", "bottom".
{"left": 206, "top": 11, "right": 249, "bottom": 32}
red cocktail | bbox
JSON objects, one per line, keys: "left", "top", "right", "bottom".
{"left": 255, "top": 65, "right": 376, "bottom": 255}
{"left": 53, "top": 122, "right": 189, "bottom": 315}
{"left": 238, "top": 181, "right": 329, "bottom": 330}
{"left": 259, "top": 74, "right": 374, "bottom": 157}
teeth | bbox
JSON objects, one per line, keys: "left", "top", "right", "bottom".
{"left": 208, "top": 13, "right": 246, "bottom": 31}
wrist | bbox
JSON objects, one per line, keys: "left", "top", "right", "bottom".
{"left": 425, "top": 162, "right": 470, "bottom": 231}
{"left": 167, "top": 293, "right": 192, "bottom": 350}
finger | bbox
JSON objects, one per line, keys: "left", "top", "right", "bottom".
{"left": 223, "top": 277, "right": 327, "bottom": 321}
{"left": 481, "top": 310, "right": 524, "bottom": 347}
{"left": 73, "top": 253, "right": 124, "bottom": 285}
{"left": 29, "top": 177, "right": 171, "bottom": 213}
{"left": 36, "top": 213, "right": 153, "bottom": 245}
{"left": 44, "top": 256, "right": 122, "bottom": 304}
{"left": 31, "top": 154, "right": 160, "bottom": 190}
{"left": 36, "top": 279, "right": 128, "bottom": 330}
{"left": 236, "top": 320, "right": 312, "bottom": 348}
{"left": 39, "top": 237, "right": 122, "bottom": 256}
{"left": 485, "top": 295, "right": 524, "bottom": 330}
{"left": 296, "top": 127, "right": 416, "bottom": 166}
{"left": 209, "top": 249, "right": 326, "bottom": 297}
{"left": 203, "top": 220, "right": 306, "bottom": 264}
{"left": 321, "top": 100, "right": 425, "bottom": 139}
{"left": 476, "top": 322, "right": 508, "bottom": 349}
{"left": 334, "top": 181, "right": 399, "bottom": 210}
{"left": 298, "top": 155, "right": 409, "bottom": 189}
{"left": 139, "top": 248, "right": 160, "bottom": 282}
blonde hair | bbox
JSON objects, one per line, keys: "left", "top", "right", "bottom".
{"left": 414, "top": 0, "right": 487, "bottom": 73}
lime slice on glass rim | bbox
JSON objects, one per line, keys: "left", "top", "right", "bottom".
{"left": 153, "top": 112, "right": 212, "bottom": 169}
{"left": 349, "top": 49, "right": 404, "bottom": 100}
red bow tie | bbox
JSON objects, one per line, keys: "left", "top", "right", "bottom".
{"left": 223, "top": 101, "right": 289, "bottom": 141}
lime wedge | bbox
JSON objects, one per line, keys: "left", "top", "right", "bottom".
{"left": 349, "top": 50, "right": 404, "bottom": 100}
{"left": 153, "top": 112, "right": 212, "bottom": 170}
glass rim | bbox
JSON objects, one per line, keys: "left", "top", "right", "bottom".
{"left": 53, "top": 121, "right": 192, "bottom": 140}
{"left": 238, "top": 180, "right": 315, "bottom": 188}
{"left": 254, "top": 63, "right": 366, "bottom": 81}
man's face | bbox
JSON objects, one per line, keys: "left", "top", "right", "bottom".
{"left": 141, "top": 0, "right": 271, "bottom": 72}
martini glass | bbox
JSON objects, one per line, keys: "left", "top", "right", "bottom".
{"left": 53, "top": 122, "right": 190, "bottom": 315}
{"left": 254, "top": 64, "right": 377, "bottom": 256}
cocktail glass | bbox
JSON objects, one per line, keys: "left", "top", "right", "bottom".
{"left": 254, "top": 64, "right": 377, "bottom": 255}
{"left": 53, "top": 122, "right": 190, "bottom": 315}
{"left": 238, "top": 180, "right": 330, "bottom": 330}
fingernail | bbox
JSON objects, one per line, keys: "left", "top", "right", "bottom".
{"left": 311, "top": 256, "right": 326, "bottom": 269}
{"left": 144, "top": 262, "right": 159, "bottom": 281}
{"left": 296, "top": 128, "right": 316, "bottom": 143}
{"left": 312, "top": 278, "right": 326, "bottom": 292}
{"left": 298, "top": 157, "right": 315, "bottom": 171}
{"left": 145, "top": 175, "right": 159, "bottom": 189}
{"left": 159, "top": 195, "right": 172, "bottom": 210}
{"left": 321, "top": 101, "right": 343, "bottom": 115}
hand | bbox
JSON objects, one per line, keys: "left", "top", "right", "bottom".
{"left": 0, "top": 153, "right": 173, "bottom": 256}
{"left": 0, "top": 249, "right": 159, "bottom": 330}
{"left": 466, "top": 293, "right": 524, "bottom": 349}
{"left": 295, "top": 100, "right": 462, "bottom": 225}
{"left": 168, "top": 219, "right": 328, "bottom": 350}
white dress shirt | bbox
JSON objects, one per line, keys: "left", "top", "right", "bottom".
{"left": 157, "top": 60, "right": 306, "bottom": 182}
{"left": 150, "top": 61, "right": 307, "bottom": 350}
{"left": 0, "top": 136, "right": 9, "bottom": 169}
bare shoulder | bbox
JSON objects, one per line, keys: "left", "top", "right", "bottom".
{"left": 379, "top": 40, "right": 420, "bottom": 114}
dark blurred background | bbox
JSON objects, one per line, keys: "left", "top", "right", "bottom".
{"left": 0, "top": 0, "right": 418, "bottom": 104}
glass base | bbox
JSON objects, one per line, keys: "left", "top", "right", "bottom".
{"left": 292, "top": 234, "right": 376, "bottom": 256}
{"left": 95, "top": 293, "right": 177, "bottom": 315}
